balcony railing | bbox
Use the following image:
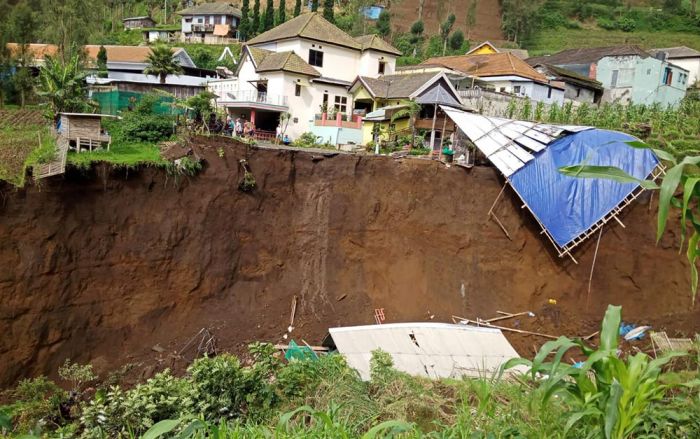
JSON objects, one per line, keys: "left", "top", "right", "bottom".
{"left": 191, "top": 23, "right": 215, "bottom": 32}
{"left": 221, "top": 90, "right": 288, "bottom": 108}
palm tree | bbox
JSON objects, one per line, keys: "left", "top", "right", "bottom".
{"left": 37, "top": 54, "right": 90, "bottom": 122}
{"left": 391, "top": 100, "right": 422, "bottom": 148}
{"left": 144, "top": 45, "right": 183, "bottom": 84}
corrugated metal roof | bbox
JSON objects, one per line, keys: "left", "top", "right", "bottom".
{"left": 329, "top": 322, "right": 524, "bottom": 380}
{"left": 442, "top": 106, "right": 591, "bottom": 177}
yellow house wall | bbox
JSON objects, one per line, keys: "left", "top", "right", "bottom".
{"left": 471, "top": 44, "right": 499, "bottom": 55}
{"left": 361, "top": 118, "right": 410, "bottom": 144}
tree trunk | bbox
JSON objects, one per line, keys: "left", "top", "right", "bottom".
{"left": 20, "top": 89, "right": 25, "bottom": 109}
{"left": 160, "top": 74, "right": 166, "bottom": 84}
{"left": 418, "top": 0, "right": 424, "bottom": 20}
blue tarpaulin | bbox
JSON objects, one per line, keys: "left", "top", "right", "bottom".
{"left": 508, "top": 129, "right": 659, "bottom": 248}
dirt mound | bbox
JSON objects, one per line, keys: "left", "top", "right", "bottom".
{"left": 0, "top": 136, "right": 698, "bottom": 388}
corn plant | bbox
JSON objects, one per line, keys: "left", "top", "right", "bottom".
{"left": 505, "top": 305, "right": 694, "bottom": 439}
{"left": 560, "top": 141, "right": 700, "bottom": 304}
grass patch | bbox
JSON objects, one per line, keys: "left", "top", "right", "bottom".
{"left": 526, "top": 28, "right": 700, "bottom": 55}
{"left": 0, "top": 110, "right": 56, "bottom": 187}
{"left": 66, "top": 142, "right": 167, "bottom": 169}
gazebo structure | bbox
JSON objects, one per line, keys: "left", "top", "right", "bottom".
{"left": 58, "top": 113, "right": 118, "bottom": 152}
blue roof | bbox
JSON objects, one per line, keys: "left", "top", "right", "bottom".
{"left": 509, "top": 129, "right": 659, "bottom": 247}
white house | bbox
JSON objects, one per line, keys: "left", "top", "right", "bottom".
{"left": 649, "top": 46, "right": 700, "bottom": 87}
{"left": 208, "top": 12, "right": 402, "bottom": 140}
{"left": 412, "top": 52, "right": 566, "bottom": 105}
{"left": 178, "top": 2, "right": 241, "bottom": 44}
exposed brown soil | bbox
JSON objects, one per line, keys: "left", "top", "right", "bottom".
{"left": 1, "top": 136, "right": 698, "bottom": 389}
{"left": 389, "top": 0, "right": 505, "bottom": 43}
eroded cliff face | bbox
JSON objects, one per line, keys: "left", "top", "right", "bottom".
{"left": 0, "top": 136, "right": 697, "bottom": 388}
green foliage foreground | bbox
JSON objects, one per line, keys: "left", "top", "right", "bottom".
{"left": 2, "top": 308, "right": 699, "bottom": 438}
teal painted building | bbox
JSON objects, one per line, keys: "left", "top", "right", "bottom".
{"left": 527, "top": 46, "right": 690, "bottom": 107}
{"left": 597, "top": 55, "right": 688, "bottom": 107}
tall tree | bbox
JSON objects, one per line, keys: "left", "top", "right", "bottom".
{"left": 311, "top": 0, "right": 319, "bottom": 12}
{"left": 294, "top": 0, "right": 301, "bottom": 16}
{"left": 41, "top": 0, "right": 99, "bottom": 59}
{"left": 96, "top": 45, "right": 108, "bottom": 78}
{"left": 143, "top": 45, "right": 183, "bottom": 84}
{"left": 449, "top": 30, "right": 464, "bottom": 52}
{"left": 277, "top": 0, "right": 286, "bottom": 25}
{"left": 0, "top": 0, "right": 10, "bottom": 108}
{"left": 239, "top": 0, "right": 250, "bottom": 40}
{"left": 252, "top": 0, "right": 261, "bottom": 36}
{"left": 264, "top": 0, "right": 275, "bottom": 30}
{"left": 37, "top": 54, "right": 90, "bottom": 121}
{"left": 376, "top": 10, "right": 391, "bottom": 37}
{"left": 409, "top": 20, "right": 424, "bottom": 56}
{"left": 322, "top": 0, "right": 334, "bottom": 22}
{"left": 440, "top": 13, "right": 456, "bottom": 55}
{"left": 466, "top": 0, "right": 477, "bottom": 40}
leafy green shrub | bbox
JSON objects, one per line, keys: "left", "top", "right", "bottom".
{"left": 80, "top": 370, "right": 189, "bottom": 437}
{"left": 293, "top": 132, "right": 320, "bottom": 148}
{"left": 116, "top": 113, "right": 174, "bottom": 143}
{"left": 597, "top": 17, "right": 618, "bottom": 30}
{"left": 409, "top": 147, "right": 431, "bottom": 156}
{"left": 188, "top": 345, "right": 280, "bottom": 423}
{"left": 616, "top": 17, "right": 636, "bottom": 32}
{"left": 58, "top": 359, "right": 97, "bottom": 393}
{"left": 4, "top": 376, "right": 67, "bottom": 435}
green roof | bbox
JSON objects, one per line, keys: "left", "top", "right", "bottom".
{"left": 248, "top": 12, "right": 362, "bottom": 50}
{"left": 355, "top": 35, "right": 402, "bottom": 56}
{"left": 177, "top": 3, "right": 241, "bottom": 16}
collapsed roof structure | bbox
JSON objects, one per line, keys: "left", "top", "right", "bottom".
{"left": 327, "top": 323, "right": 523, "bottom": 380}
{"left": 442, "top": 107, "right": 661, "bottom": 262}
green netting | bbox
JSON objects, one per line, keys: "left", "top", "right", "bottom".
{"left": 284, "top": 340, "right": 318, "bottom": 362}
{"left": 92, "top": 90, "right": 184, "bottom": 115}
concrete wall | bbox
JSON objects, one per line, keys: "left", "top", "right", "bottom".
{"left": 478, "top": 77, "right": 565, "bottom": 105}
{"left": 309, "top": 124, "right": 364, "bottom": 145}
{"left": 597, "top": 55, "right": 688, "bottom": 107}
{"left": 563, "top": 83, "right": 597, "bottom": 104}
{"left": 251, "top": 39, "right": 396, "bottom": 82}
{"left": 669, "top": 57, "right": 700, "bottom": 86}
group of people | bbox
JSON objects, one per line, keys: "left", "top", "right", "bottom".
{"left": 222, "top": 114, "right": 292, "bottom": 145}
{"left": 225, "top": 114, "right": 255, "bottom": 138}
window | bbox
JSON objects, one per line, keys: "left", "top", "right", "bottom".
{"left": 323, "top": 92, "right": 329, "bottom": 105}
{"left": 611, "top": 70, "right": 619, "bottom": 87}
{"left": 295, "top": 83, "right": 301, "bottom": 96}
{"left": 663, "top": 67, "right": 673, "bottom": 85}
{"left": 576, "top": 88, "right": 581, "bottom": 97}
{"left": 513, "top": 85, "right": 521, "bottom": 94}
{"left": 334, "top": 95, "right": 348, "bottom": 113}
{"left": 378, "top": 61, "right": 386, "bottom": 74}
{"left": 647, "top": 69, "right": 651, "bottom": 75}
{"left": 309, "top": 49, "right": 324, "bottom": 67}
{"left": 547, "top": 87, "right": 552, "bottom": 99}
{"left": 499, "top": 87, "right": 506, "bottom": 93}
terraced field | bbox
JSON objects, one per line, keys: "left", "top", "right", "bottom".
{"left": 0, "top": 109, "right": 55, "bottom": 187}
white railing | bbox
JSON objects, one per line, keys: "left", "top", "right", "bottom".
{"left": 221, "top": 90, "right": 288, "bottom": 107}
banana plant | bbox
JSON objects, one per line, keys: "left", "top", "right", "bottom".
{"left": 559, "top": 141, "right": 700, "bottom": 304}
{"left": 504, "top": 305, "right": 695, "bottom": 439}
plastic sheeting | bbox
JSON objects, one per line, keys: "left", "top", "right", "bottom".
{"left": 509, "top": 129, "right": 659, "bottom": 248}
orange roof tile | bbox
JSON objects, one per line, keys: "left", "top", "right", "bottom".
{"left": 422, "top": 52, "right": 548, "bottom": 83}
{"left": 6, "top": 43, "right": 59, "bottom": 59}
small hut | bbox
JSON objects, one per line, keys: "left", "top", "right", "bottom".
{"left": 58, "top": 113, "right": 118, "bottom": 152}
{"left": 123, "top": 16, "right": 156, "bottom": 29}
